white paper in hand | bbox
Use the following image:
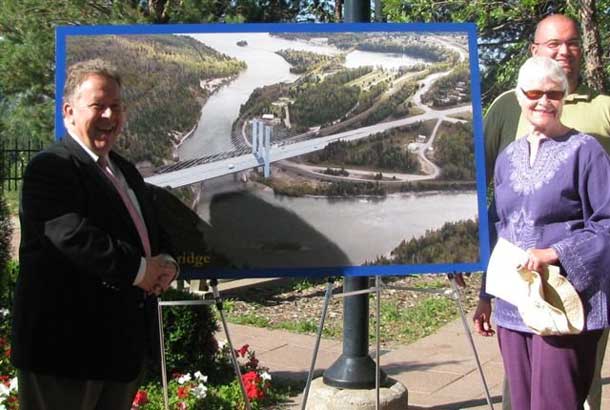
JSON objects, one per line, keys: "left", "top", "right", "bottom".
{"left": 486, "top": 238, "right": 531, "bottom": 305}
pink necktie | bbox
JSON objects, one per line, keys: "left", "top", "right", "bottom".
{"left": 98, "top": 157, "right": 152, "bottom": 257}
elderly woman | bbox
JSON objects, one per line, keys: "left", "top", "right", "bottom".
{"left": 473, "top": 56, "right": 610, "bottom": 409}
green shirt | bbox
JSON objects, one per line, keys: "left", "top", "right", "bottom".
{"left": 484, "top": 84, "right": 610, "bottom": 184}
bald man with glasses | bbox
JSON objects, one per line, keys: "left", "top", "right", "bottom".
{"left": 484, "top": 14, "right": 610, "bottom": 181}
{"left": 476, "top": 13, "right": 610, "bottom": 410}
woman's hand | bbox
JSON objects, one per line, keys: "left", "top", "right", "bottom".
{"left": 526, "top": 248, "right": 559, "bottom": 273}
{"left": 473, "top": 299, "right": 495, "bottom": 337}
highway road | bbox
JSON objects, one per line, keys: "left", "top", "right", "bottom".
{"left": 145, "top": 41, "right": 473, "bottom": 189}
{"left": 145, "top": 101, "right": 470, "bottom": 188}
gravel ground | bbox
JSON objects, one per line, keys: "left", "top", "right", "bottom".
{"left": 219, "top": 273, "right": 483, "bottom": 347}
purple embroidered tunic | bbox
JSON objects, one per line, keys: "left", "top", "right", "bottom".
{"left": 488, "top": 131, "right": 610, "bottom": 332}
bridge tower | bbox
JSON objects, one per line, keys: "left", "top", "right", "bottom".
{"left": 251, "top": 118, "right": 272, "bottom": 178}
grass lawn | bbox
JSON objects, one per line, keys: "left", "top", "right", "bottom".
{"left": 217, "top": 274, "right": 482, "bottom": 347}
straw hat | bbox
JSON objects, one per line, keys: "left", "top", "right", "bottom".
{"left": 516, "top": 264, "right": 584, "bottom": 336}
{"left": 486, "top": 238, "right": 584, "bottom": 336}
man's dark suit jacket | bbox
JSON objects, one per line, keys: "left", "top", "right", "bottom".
{"left": 11, "top": 136, "right": 167, "bottom": 382}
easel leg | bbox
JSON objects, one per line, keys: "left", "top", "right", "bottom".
{"left": 448, "top": 277, "right": 494, "bottom": 410}
{"left": 157, "top": 298, "right": 170, "bottom": 410}
{"left": 375, "top": 275, "right": 381, "bottom": 410}
{"left": 301, "top": 278, "right": 334, "bottom": 410}
{"left": 211, "top": 279, "right": 253, "bottom": 410}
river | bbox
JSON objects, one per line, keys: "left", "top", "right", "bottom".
{"left": 180, "top": 32, "right": 479, "bottom": 270}
{"left": 179, "top": 32, "right": 428, "bottom": 158}
{"left": 180, "top": 33, "right": 340, "bottom": 158}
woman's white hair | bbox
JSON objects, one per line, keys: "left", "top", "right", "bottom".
{"left": 515, "top": 56, "right": 569, "bottom": 98}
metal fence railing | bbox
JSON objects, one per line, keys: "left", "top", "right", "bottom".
{"left": 0, "top": 138, "right": 43, "bottom": 194}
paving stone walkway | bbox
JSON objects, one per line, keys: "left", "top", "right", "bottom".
{"left": 219, "top": 312, "right": 610, "bottom": 409}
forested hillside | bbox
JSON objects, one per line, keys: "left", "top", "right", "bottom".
{"left": 421, "top": 64, "right": 470, "bottom": 107}
{"left": 363, "top": 81, "right": 418, "bottom": 125}
{"left": 373, "top": 219, "right": 479, "bottom": 264}
{"left": 305, "top": 132, "right": 420, "bottom": 173}
{"left": 67, "top": 35, "right": 246, "bottom": 164}
{"left": 433, "top": 122, "right": 475, "bottom": 181}
{"left": 274, "top": 33, "right": 458, "bottom": 63}
{"left": 275, "top": 49, "right": 334, "bottom": 73}
{"left": 290, "top": 67, "right": 372, "bottom": 128}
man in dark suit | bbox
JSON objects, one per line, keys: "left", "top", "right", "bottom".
{"left": 11, "top": 59, "right": 177, "bottom": 410}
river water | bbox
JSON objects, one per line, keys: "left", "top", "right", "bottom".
{"left": 180, "top": 33, "right": 339, "bottom": 158}
{"left": 180, "top": 32, "right": 479, "bottom": 270}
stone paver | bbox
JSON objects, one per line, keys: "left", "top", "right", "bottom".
{"left": 218, "top": 311, "right": 610, "bottom": 409}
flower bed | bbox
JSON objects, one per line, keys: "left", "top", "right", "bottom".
{"left": 133, "top": 343, "right": 279, "bottom": 410}
{"left": 0, "top": 306, "right": 286, "bottom": 410}
{"left": 0, "top": 309, "right": 17, "bottom": 410}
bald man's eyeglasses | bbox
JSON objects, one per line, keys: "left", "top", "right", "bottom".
{"left": 533, "top": 39, "right": 581, "bottom": 51}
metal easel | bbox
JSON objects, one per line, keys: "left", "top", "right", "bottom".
{"left": 300, "top": 274, "right": 494, "bottom": 410}
{"left": 157, "top": 278, "right": 252, "bottom": 410}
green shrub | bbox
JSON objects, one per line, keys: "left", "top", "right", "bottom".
{"left": 0, "top": 192, "right": 14, "bottom": 309}
{"left": 0, "top": 261, "right": 18, "bottom": 312}
{"left": 148, "top": 288, "right": 221, "bottom": 384}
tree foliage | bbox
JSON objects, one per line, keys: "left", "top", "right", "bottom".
{"left": 421, "top": 63, "right": 470, "bottom": 107}
{"left": 433, "top": 122, "right": 475, "bottom": 181}
{"left": 2, "top": 0, "right": 608, "bottom": 156}
{"left": 290, "top": 68, "right": 372, "bottom": 128}
{"left": 0, "top": 192, "right": 13, "bottom": 307}
{"left": 0, "top": 0, "right": 304, "bottom": 147}
{"left": 0, "top": 0, "right": 145, "bottom": 145}
{"left": 363, "top": 80, "right": 418, "bottom": 124}
{"left": 375, "top": 219, "right": 479, "bottom": 264}
{"left": 382, "top": 0, "right": 610, "bottom": 104}
{"left": 275, "top": 49, "right": 334, "bottom": 73}
{"left": 305, "top": 131, "right": 420, "bottom": 173}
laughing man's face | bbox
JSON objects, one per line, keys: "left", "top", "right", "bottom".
{"left": 63, "top": 73, "right": 125, "bottom": 157}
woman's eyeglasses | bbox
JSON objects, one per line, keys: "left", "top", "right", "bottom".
{"left": 520, "top": 88, "right": 565, "bottom": 101}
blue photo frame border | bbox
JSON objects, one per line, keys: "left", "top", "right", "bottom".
{"left": 55, "top": 22, "right": 490, "bottom": 278}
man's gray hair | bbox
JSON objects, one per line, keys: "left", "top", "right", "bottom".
{"left": 63, "top": 59, "right": 122, "bottom": 103}
{"left": 516, "top": 56, "right": 568, "bottom": 97}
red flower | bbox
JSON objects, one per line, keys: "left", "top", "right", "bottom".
{"left": 176, "top": 402, "right": 187, "bottom": 410}
{"left": 177, "top": 385, "right": 190, "bottom": 399}
{"left": 4, "top": 348, "right": 10, "bottom": 358}
{"left": 133, "top": 390, "right": 149, "bottom": 406}
{"left": 242, "top": 371, "right": 257, "bottom": 382}
{"left": 242, "top": 371, "right": 265, "bottom": 400}
{"left": 172, "top": 371, "right": 183, "bottom": 380}
{"left": 237, "top": 344, "right": 249, "bottom": 357}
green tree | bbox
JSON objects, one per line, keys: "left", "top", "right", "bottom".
{"left": 0, "top": 0, "right": 144, "bottom": 146}
{"left": 0, "top": 0, "right": 306, "bottom": 148}
{"left": 382, "top": 0, "right": 609, "bottom": 104}
{"left": 380, "top": 219, "right": 479, "bottom": 265}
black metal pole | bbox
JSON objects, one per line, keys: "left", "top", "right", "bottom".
{"left": 322, "top": 0, "right": 386, "bottom": 389}
{"left": 323, "top": 276, "right": 386, "bottom": 388}
{"left": 343, "top": 0, "right": 370, "bottom": 23}
{"left": 374, "top": 0, "right": 384, "bottom": 22}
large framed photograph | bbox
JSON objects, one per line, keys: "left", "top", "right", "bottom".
{"left": 56, "top": 22, "right": 489, "bottom": 278}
